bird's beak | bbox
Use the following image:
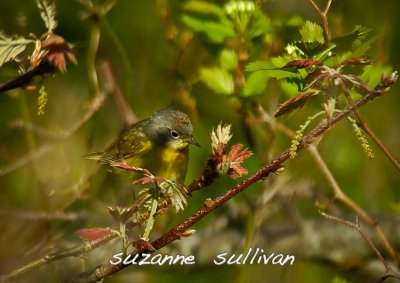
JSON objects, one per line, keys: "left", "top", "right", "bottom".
{"left": 189, "top": 136, "right": 201, "bottom": 147}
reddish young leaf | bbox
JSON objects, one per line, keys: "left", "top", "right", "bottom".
{"left": 340, "top": 57, "right": 371, "bottom": 67}
{"left": 284, "top": 59, "right": 322, "bottom": 69}
{"left": 41, "top": 34, "right": 77, "bottom": 72}
{"left": 274, "top": 90, "right": 320, "bottom": 117}
{"left": 134, "top": 239, "right": 156, "bottom": 252}
{"left": 157, "top": 207, "right": 169, "bottom": 216}
{"left": 226, "top": 144, "right": 253, "bottom": 179}
{"left": 75, "top": 227, "right": 113, "bottom": 241}
{"left": 304, "top": 67, "right": 329, "bottom": 88}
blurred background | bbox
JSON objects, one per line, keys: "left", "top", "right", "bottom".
{"left": 0, "top": 0, "right": 399, "bottom": 282}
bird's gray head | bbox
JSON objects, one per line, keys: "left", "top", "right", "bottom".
{"left": 146, "top": 109, "right": 200, "bottom": 148}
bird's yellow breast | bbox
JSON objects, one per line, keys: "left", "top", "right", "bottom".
{"left": 125, "top": 143, "right": 189, "bottom": 182}
{"left": 158, "top": 146, "right": 189, "bottom": 182}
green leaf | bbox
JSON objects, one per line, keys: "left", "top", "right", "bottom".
{"left": 182, "top": 0, "right": 226, "bottom": 18}
{"left": 280, "top": 80, "right": 302, "bottom": 97}
{"left": 331, "top": 25, "right": 372, "bottom": 53}
{"left": 247, "top": 8, "right": 272, "bottom": 38}
{"left": 246, "top": 60, "right": 299, "bottom": 76}
{"left": 271, "top": 56, "right": 290, "bottom": 68}
{"left": 0, "top": 33, "right": 34, "bottom": 67}
{"left": 246, "top": 60, "right": 275, "bottom": 72}
{"left": 360, "top": 65, "right": 392, "bottom": 89}
{"left": 181, "top": 14, "right": 235, "bottom": 43}
{"left": 242, "top": 71, "right": 269, "bottom": 96}
{"left": 352, "top": 35, "right": 376, "bottom": 57}
{"left": 286, "top": 16, "right": 303, "bottom": 27}
{"left": 220, "top": 49, "right": 238, "bottom": 70}
{"left": 200, "top": 67, "right": 234, "bottom": 94}
{"left": 331, "top": 276, "right": 348, "bottom": 283}
{"left": 293, "top": 40, "right": 326, "bottom": 57}
{"left": 300, "top": 21, "right": 324, "bottom": 43}
{"left": 243, "top": 67, "right": 301, "bottom": 96}
{"left": 36, "top": 0, "right": 57, "bottom": 32}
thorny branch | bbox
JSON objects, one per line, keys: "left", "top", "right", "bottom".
{"left": 68, "top": 72, "right": 398, "bottom": 283}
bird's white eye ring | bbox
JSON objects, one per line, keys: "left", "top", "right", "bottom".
{"left": 171, "top": 130, "right": 179, "bottom": 138}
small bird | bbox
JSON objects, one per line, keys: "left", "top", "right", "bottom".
{"left": 84, "top": 109, "right": 200, "bottom": 183}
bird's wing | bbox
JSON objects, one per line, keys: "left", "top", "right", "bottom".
{"left": 99, "top": 124, "right": 152, "bottom": 164}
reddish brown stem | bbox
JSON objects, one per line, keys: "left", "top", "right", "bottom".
{"left": 0, "top": 62, "right": 54, "bottom": 93}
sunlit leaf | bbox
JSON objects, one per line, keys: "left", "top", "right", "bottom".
{"left": 181, "top": 14, "right": 235, "bottom": 43}
{"left": 183, "top": 0, "right": 226, "bottom": 18}
{"left": 247, "top": 8, "right": 272, "bottom": 38}
{"left": 220, "top": 49, "right": 238, "bottom": 70}
{"left": 271, "top": 56, "right": 290, "bottom": 68}
{"left": 36, "top": 0, "right": 58, "bottom": 32}
{"left": 246, "top": 60, "right": 275, "bottom": 72}
{"left": 300, "top": 21, "right": 324, "bottom": 44}
{"left": 200, "top": 67, "right": 234, "bottom": 94}
{"left": 360, "top": 65, "right": 392, "bottom": 89}
{"left": 293, "top": 40, "right": 326, "bottom": 57}
{"left": 211, "top": 123, "right": 232, "bottom": 154}
{"left": 0, "top": 33, "right": 34, "bottom": 67}
{"left": 242, "top": 71, "right": 269, "bottom": 96}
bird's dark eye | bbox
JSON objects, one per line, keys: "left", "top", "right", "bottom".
{"left": 170, "top": 130, "right": 179, "bottom": 138}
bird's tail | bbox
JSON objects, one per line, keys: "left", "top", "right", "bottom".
{"left": 82, "top": 151, "right": 104, "bottom": 161}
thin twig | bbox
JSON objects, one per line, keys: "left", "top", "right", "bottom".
{"left": 101, "top": 63, "right": 137, "bottom": 125}
{"left": 69, "top": 73, "right": 397, "bottom": 282}
{"left": 341, "top": 85, "right": 400, "bottom": 171}
{"left": 1, "top": 232, "right": 118, "bottom": 282}
{"left": 309, "top": 145, "right": 400, "bottom": 266}
{"left": 321, "top": 212, "right": 400, "bottom": 282}
{"left": 0, "top": 62, "right": 115, "bottom": 176}
{"left": 308, "top": 0, "right": 333, "bottom": 42}
{"left": 0, "top": 210, "right": 102, "bottom": 222}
